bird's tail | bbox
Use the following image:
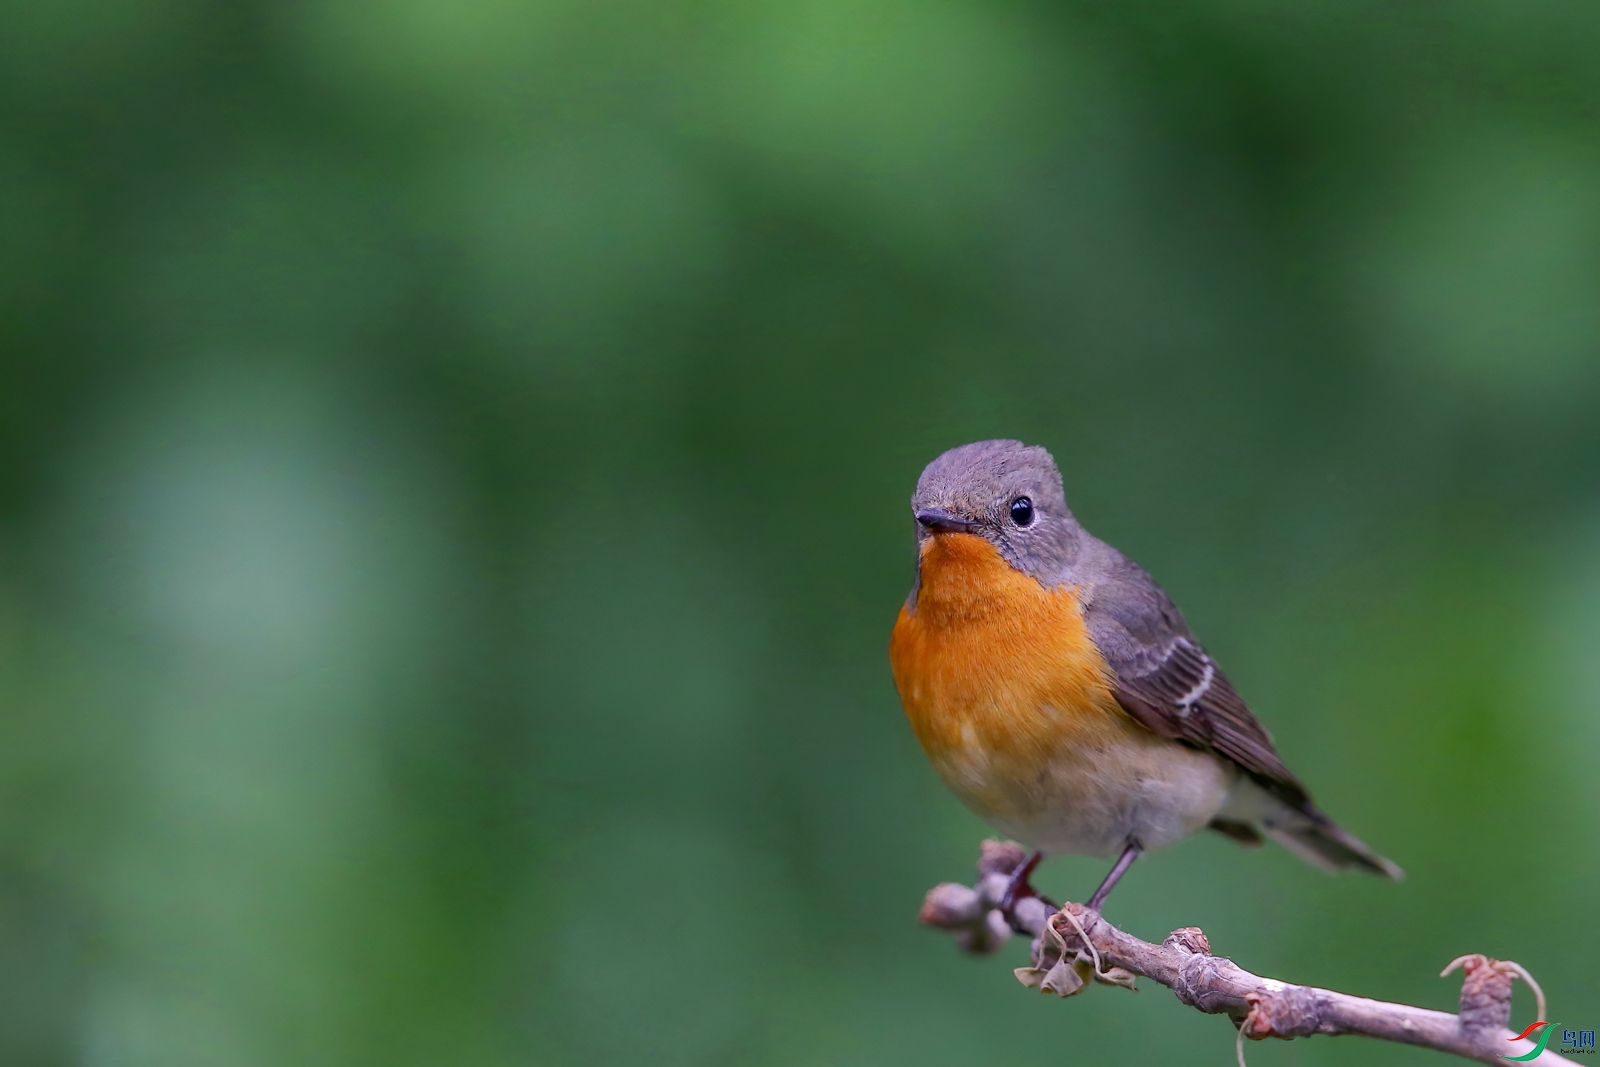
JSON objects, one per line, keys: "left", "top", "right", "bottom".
{"left": 1215, "top": 780, "right": 1403, "bottom": 879}
{"left": 1261, "top": 804, "right": 1404, "bottom": 879}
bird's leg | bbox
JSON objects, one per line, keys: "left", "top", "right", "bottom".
{"left": 1086, "top": 841, "right": 1142, "bottom": 912}
{"left": 998, "top": 849, "right": 1046, "bottom": 911}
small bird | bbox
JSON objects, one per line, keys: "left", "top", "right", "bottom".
{"left": 889, "top": 439, "right": 1400, "bottom": 912}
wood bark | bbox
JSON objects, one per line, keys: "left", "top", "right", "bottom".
{"left": 919, "top": 841, "right": 1561, "bottom": 1065}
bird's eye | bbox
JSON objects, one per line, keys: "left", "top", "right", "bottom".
{"left": 1009, "top": 497, "right": 1034, "bottom": 526}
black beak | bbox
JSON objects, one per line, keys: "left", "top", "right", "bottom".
{"left": 915, "top": 507, "right": 981, "bottom": 534}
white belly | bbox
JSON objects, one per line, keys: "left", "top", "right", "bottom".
{"left": 953, "top": 738, "right": 1236, "bottom": 858}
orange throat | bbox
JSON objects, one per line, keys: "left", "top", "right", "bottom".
{"left": 888, "top": 533, "right": 1125, "bottom": 812}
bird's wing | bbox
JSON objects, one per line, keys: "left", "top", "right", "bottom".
{"left": 1079, "top": 553, "right": 1309, "bottom": 808}
{"left": 1109, "top": 634, "right": 1308, "bottom": 807}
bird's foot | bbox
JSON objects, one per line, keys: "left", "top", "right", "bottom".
{"left": 1085, "top": 841, "right": 1142, "bottom": 913}
{"left": 998, "top": 849, "right": 1049, "bottom": 912}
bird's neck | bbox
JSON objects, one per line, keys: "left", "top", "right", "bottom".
{"left": 912, "top": 532, "right": 1041, "bottom": 625}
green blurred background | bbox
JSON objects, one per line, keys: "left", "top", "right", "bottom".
{"left": 2, "top": 1, "right": 1598, "bottom": 1064}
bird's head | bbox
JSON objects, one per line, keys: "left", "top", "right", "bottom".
{"left": 909, "top": 439, "right": 1081, "bottom": 587}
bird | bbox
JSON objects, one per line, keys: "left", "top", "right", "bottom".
{"left": 888, "top": 439, "right": 1400, "bottom": 912}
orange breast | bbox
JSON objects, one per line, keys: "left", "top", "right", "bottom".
{"left": 889, "top": 532, "right": 1130, "bottom": 820}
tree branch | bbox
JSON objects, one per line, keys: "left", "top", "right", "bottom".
{"left": 919, "top": 841, "right": 1562, "bottom": 1065}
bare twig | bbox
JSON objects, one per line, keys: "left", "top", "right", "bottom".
{"left": 919, "top": 841, "right": 1561, "bottom": 1065}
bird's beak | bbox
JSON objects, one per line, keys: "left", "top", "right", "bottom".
{"left": 915, "top": 507, "right": 981, "bottom": 534}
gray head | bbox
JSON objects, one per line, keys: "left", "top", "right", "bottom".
{"left": 909, "top": 439, "right": 1082, "bottom": 585}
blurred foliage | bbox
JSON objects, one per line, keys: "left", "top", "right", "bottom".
{"left": 0, "top": 1, "right": 1598, "bottom": 1065}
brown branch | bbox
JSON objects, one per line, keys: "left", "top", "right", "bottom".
{"left": 920, "top": 841, "right": 1562, "bottom": 1066}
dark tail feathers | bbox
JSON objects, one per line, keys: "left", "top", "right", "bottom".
{"left": 1258, "top": 805, "right": 1404, "bottom": 879}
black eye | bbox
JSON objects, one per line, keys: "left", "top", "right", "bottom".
{"left": 1009, "top": 497, "right": 1034, "bottom": 526}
